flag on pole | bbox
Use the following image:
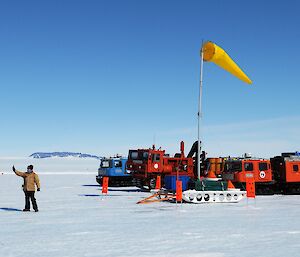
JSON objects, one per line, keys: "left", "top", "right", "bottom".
{"left": 202, "top": 41, "right": 252, "bottom": 84}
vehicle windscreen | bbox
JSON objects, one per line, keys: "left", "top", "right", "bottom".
{"left": 259, "top": 162, "right": 268, "bottom": 171}
{"left": 152, "top": 153, "right": 160, "bottom": 162}
{"left": 129, "top": 151, "right": 138, "bottom": 160}
{"left": 100, "top": 160, "right": 111, "bottom": 168}
{"left": 114, "top": 160, "right": 122, "bottom": 168}
{"left": 142, "top": 152, "right": 149, "bottom": 160}
{"left": 129, "top": 150, "right": 149, "bottom": 160}
{"left": 224, "top": 161, "right": 242, "bottom": 172}
{"left": 244, "top": 162, "right": 253, "bottom": 171}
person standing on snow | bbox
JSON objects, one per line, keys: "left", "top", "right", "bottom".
{"left": 12, "top": 165, "right": 40, "bottom": 212}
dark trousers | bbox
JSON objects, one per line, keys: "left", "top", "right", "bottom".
{"left": 24, "top": 191, "right": 38, "bottom": 210}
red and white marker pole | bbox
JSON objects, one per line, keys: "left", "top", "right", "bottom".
{"left": 102, "top": 177, "right": 109, "bottom": 194}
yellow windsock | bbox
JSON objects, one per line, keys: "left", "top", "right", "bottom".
{"left": 202, "top": 41, "right": 252, "bottom": 84}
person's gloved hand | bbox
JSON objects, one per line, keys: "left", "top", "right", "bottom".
{"left": 37, "top": 188, "right": 40, "bottom": 192}
{"left": 12, "top": 166, "right": 16, "bottom": 172}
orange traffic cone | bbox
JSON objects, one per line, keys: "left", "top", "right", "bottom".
{"left": 207, "top": 171, "right": 217, "bottom": 179}
{"left": 227, "top": 180, "right": 235, "bottom": 190}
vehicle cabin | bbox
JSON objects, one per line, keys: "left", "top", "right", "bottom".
{"left": 222, "top": 158, "right": 273, "bottom": 183}
{"left": 127, "top": 147, "right": 194, "bottom": 180}
{"left": 271, "top": 154, "right": 300, "bottom": 183}
{"left": 96, "top": 157, "right": 133, "bottom": 186}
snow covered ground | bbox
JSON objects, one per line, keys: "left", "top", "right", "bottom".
{"left": 1, "top": 158, "right": 300, "bottom": 257}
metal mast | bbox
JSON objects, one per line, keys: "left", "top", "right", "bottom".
{"left": 197, "top": 44, "right": 204, "bottom": 180}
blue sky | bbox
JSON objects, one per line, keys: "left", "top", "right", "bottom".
{"left": 0, "top": 0, "right": 299, "bottom": 157}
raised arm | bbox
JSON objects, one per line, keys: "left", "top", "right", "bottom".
{"left": 12, "top": 166, "right": 26, "bottom": 177}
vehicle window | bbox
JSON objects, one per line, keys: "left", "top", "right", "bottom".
{"left": 152, "top": 154, "right": 160, "bottom": 162}
{"left": 129, "top": 151, "right": 138, "bottom": 160}
{"left": 101, "top": 160, "right": 111, "bottom": 168}
{"left": 259, "top": 162, "right": 268, "bottom": 171}
{"left": 293, "top": 165, "right": 299, "bottom": 172}
{"left": 143, "top": 152, "right": 149, "bottom": 160}
{"left": 244, "top": 162, "right": 253, "bottom": 171}
{"left": 224, "top": 161, "right": 242, "bottom": 172}
{"left": 114, "top": 160, "right": 122, "bottom": 168}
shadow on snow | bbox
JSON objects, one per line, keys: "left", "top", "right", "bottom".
{"left": 81, "top": 185, "right": 145, "bottom": 193}
{"left": 78, "top": 194, "right": 124, "bottom": 197}
{"left": 0, "top": 207, "right": 22, "bottom": 212}
{"left": 107, "top": 188, "right": 145, "bottom": 193}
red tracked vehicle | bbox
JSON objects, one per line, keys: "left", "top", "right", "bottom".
{"left": 220, "top": 156, "right": 274, "bottom": 194}
{"left": 271, "top": 152, "right": 300, "bottom": 194}
{"left": 126, "top": 141, "right": 195, "bottom": 189}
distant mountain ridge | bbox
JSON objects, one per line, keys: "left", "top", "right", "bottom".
{"left": 30, "top": 152, "right": 100, "bottom": 159}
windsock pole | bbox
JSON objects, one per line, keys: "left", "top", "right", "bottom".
{"left": 197, "top": 44, "right": 204, "bottom": 180}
